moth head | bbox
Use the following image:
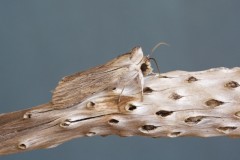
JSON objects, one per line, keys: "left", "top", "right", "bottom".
{"left": 140, "top": 42, "right": 168, "bottom": 76}
{"left": 140, "top": 56, "right": 152, "bottom": 76}
{"left": 130, "top": 46, "right": 153, "bottom": 76}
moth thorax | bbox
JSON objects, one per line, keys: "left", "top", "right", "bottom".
{"left": 140, "top": 60, "right": 152, "bottom": 76}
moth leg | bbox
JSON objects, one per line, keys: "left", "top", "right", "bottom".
{"left": 137, "top": 72, "right": 144, "bottom": 101}
{"left": 118, "top": 83, "right": 128, "bottom": 103}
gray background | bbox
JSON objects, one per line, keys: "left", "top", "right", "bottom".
{"left": 0, "top": 0, "right": 240, "bottom": 159}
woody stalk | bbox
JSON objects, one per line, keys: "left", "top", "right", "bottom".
{"left": 0, "top": 47, "right": 240, "bottom": 155}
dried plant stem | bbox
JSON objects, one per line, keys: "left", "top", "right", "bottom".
{"left": 0, "top": 67, "right": 240, "bottom": 155}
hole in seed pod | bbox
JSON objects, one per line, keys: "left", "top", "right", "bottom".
{"left": 141, "top": 125, "right": 157, "bottom": 131}
{"left": 234, "top": 111, "right": 240, "bottom": 118}
{"left": 86, "top": 101, "right": 95, "bottom": 109}
{"left": 18, "top": 143, "right": 27, "bottom": 150}
{"left": 217, "top": 126, "right": 237, "bottom": 133}
{"left": 156, "top": 110, "right": 173, "bottom": 117}
{"left": 23, "top": 113, "right": 32, "bottom": 119}
{"left": 86, "top": 132, "right": 96, "bottom": 137}
{"left": 205, "top": 99, "right": 224, "bottom": 107}
{"left": 159, "top": 75, "right": 168, "bottom": 78}
{"left": 128, "top": 104, "right": 137, "bottom": 111}
{"left": 59, "top": 119, "right": 71, "bottom": 127}
{"left": 225, "top": 81, "right": 239, "bottom": 88}
{"left": 108, "top": 119, "right": 119, "bottom": 124}
{"left": 168, "top": 132, "right": 181, "bottom": 137}
{"left": 143, "top": 87, "right": 153, "bottom": 93}
{"left": 186, "top": 76, "right": 198, "bottom": 83}
{"left": 185, "top": 116, "right": 204, "bottom": 124}
{"left": 169, "top": 93, "right": 183, "bottom": 100}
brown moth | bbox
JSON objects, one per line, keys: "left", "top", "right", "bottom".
{"left": 52, "top": 47, "right": 152, "bottom": 109}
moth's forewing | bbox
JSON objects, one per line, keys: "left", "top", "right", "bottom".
{"left": 52, "top": 47, "right": 151, "bottom": 109}
{"left": 52, "top": 66, "right": 131, "bottom": 108}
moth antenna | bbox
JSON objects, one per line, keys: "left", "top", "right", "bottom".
{"left": 149, "top": 58, "right": 161, "bottom": 74}
{"left": 146, "top": 42, "right": 169, "bottom": 74}
{"left": 149, "top": 41, "right": 169, "bottom": 58}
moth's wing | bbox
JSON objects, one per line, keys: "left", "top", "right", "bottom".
{"left": 52, "top": 65, "right": 130, "bottom": 108}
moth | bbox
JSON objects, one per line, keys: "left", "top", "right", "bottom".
{"left": 52, "top": 47, "right": 153, "bottom": 109}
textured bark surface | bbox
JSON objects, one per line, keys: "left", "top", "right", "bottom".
{"left": 0, "top": 67, "right": 240, "bottom": 155}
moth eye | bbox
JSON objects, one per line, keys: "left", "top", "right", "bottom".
{"left": 140, "top": 63, "right": 148, "bottom": 73}
{"left": 140, "top": 62, "right": 152, "bottom": 76}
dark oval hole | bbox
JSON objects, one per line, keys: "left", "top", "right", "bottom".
{"left": 142, "top": 125, "right": 157, "bottom": 131}
{"left": 128, "top": 104, "right": 137, "bottom": 111}
{"left": 23, "top": 113, "right": 32, "bottom": 119}
{"left": 159, "top": 75, "right": 168, "bottom": 78}
{"left": 205, "top": 99, "right": 224, "bottom": 107}
{"left": 225, "top": 81, "right": 239, "bottom": 88}
{"left": 86, "top": 101, "right": 96, "bottom": 109}
{"left": 60, "top": 119, "right": 71, "bottom": 127}
{"left": 156, "top": 110, "right": 173, "bottom": 117}
{"left": 109, "top": 119, "right": 119, "bottom": 124}
{"left": 27, "top": 114, "right": 32, "bottom": 119}
{"left": 185, "top": 116, "right": 204, "bottom": 124}
{"left": 187, "top": 76, "right": 198, "bottom": 83}
{"left": 86, "top": 132, "right": 96, "bottom": 137}
{"left": 89, "top": 101, "right": 95, "bottom": 106}
{"left": 169, "top": 131, "right": 181, "bottom": 137}
{"left": 143, "top": 87, "right": 153, "bottom": 93}
{"left": 217, "top": 126, "right": 237, "bottom": 131}
{"left": 18, "top": 143, "right": 27, "bottom": 150}
{"left": 169, "top": 93, "right": 183, "bottom": 100}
